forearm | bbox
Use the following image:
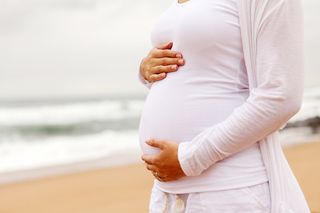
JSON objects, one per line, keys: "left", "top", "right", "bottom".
{"left": 178, "top": 88, "right": 302, "bottom": 176}
{"left": 178, "top": 0, "right": 304, "bottom": 177}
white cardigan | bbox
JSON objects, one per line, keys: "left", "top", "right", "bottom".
{"left": 138, "top": 0, "right": 310, "bottom": 212}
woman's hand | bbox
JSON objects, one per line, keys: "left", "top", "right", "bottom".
{"left": 141, "top": 138, "right": 186, "bottom": 182}
{"left": 139, "top": 41, "right": 185, "bottom": 83}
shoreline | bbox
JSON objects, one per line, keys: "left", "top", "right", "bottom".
{"left": 0, "top": 147, "right": 142, "bottom": 185}
{"left": 0, "top": 142, "right": 319, "bottom": 212}
{"left": 1, "top": 129, "right": 319, "bottom": 186}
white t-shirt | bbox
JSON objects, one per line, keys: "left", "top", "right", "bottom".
{"left": 138, "top": 0, "right": 268, "bottom": 193}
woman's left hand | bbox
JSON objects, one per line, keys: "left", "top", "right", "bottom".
{"left": 141, "top": 139, "right": 186, "bottom": 182}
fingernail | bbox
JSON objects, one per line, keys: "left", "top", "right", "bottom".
{"left": 178, "top": 59, "right": 184, "bottom": 64}
{"left": 176, "top": 54, "right": 182, "bottom": 58}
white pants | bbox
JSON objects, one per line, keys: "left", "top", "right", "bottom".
{"left": 149, "top": 182, "right": 271, "bottom": 213}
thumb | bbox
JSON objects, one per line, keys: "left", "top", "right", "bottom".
{"left": 156, "top": 41, "right": 173, "bottom": 50}
{"left": 146, "top": 139, "right": 165, "bottom": 150}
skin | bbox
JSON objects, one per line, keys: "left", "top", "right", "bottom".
{"left": 141, "top": 139, "right": 186, "bottom": 182}
{"left": 139, "top": 41, "right": 185, "bottom": 83}
{"left": 178, "top": 0, "right": 190, "bottom": 3}
{"left": 139, "top": 41, "right": 187, "bottom": 182}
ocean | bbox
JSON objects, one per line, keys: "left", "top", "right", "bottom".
{"left": 0, "top": 96, "right": 145, "bottom": 184}
{"left": 0, "top": 0, "right": 319, "bottom": 185}
{"left": 0, "top": 89, "right": 320, "bottom": 184}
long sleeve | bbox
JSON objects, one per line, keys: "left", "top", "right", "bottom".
{"left": 178, "top": 0, "right": 304, "bottom": 176}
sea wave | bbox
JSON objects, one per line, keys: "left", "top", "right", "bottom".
{"left": 0, "top": 92, "right": 319, "bottom": 183}
{"left": 0, "top": 99, "right": 144, "bottom": 126}
{"left": 0, "top": 129, "right": 140, "bottom": 173}
{"left": 0, "top": 99, "right": 145, "bottom": 139}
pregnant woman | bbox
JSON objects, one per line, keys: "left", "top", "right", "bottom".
{"left": 138, "top": 0, "right": 310, "bottom": 212}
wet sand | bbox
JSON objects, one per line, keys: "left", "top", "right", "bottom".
{"left": 0, "top": 142, "right": 319, "bottom": 213}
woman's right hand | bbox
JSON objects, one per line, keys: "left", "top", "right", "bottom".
{"left": 139, "top": 41, "right": 185, "bottom": 83}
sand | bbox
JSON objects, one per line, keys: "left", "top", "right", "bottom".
{"left": 0, "top": 142, "right": 319, "bottom": 213}
{"left": 283, "top": 142, "right": 320, "bottom": 213}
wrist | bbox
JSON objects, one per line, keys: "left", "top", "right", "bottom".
{"left": 139, "top": 70, "right": 150, "bottom": 84}
{"left": 139, "top": 59, "right": 148, "bottom": 82}
{"left": 178, "top": 142, "right": 197, "bottom": 176}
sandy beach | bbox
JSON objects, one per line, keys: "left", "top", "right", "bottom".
{"left": 0, "top": 142, "right": 319, "bottom": 213}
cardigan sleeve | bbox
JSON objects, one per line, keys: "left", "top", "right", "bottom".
{"left": 178, "top": 0, "right": 304, "bottom": 176}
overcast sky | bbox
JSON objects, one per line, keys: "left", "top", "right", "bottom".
{"left": 0, "top": 0, "right": 319, "bottom": 101}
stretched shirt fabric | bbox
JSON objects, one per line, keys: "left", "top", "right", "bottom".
{"left": 138, "top": 0, "right": 268, "bottom": 193}
{"left": 138, "top": 0, "right": 310, "bottom": 212}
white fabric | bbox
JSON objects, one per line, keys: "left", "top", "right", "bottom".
{"left": 139, "top": 0, "right": 310, "bottom": 212}
{"left": 149, "top": 181, "right": 271, "bottom": 213}
{"left": 138, "top": 0, "right": 268, "bottom": 193}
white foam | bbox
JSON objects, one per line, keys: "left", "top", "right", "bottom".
{"left": 0, "top": 91, "right": 319, "bottom": 185}
{"left": 0, "top": 130, "right": 141, "bottom": 173}
{"left": 0, "top": 100, "right": 145, "bottom": 126}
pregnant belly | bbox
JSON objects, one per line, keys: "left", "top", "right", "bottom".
{"left": 138, "top": 77, "right": 249, "bottom": 155}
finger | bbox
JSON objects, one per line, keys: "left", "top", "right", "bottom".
{"left": 155, "top": 41, "right": 173, "bottom": 50}
{"left": 152, "top": 49, "right": 182, "bottom": 59}
{"left": 146, "top": 139, "right": 165, "bottom": 149}
{"left": 146, "top": 164, "right": 158, "bottom": 172}
{"left": 155, "top": 176, "right": 165, "bottom": 182}
{"left": 149, "top": 64, "right": 178, "bottom": 74}
{"left": 152, "top": 57, "right": 185, "bottom": 66}
{"left": 141, "top": 154, "right": 156, "bottom": 165}
{"left": 148, "top": 73, "right": 167, "bottom": 82}
{"left": 155, "top": 174, "right": 168, "bottom": 182}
